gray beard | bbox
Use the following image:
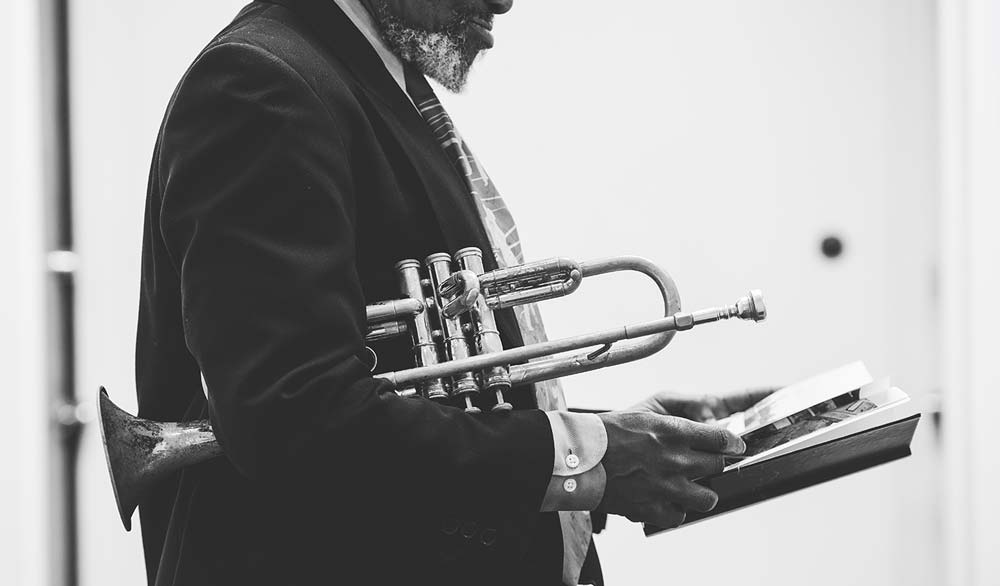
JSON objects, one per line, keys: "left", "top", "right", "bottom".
{"left": 368, "top": 10, "right": 484, "bottom": 92}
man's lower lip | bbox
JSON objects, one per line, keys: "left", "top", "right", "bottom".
{"left": 469, "top": 21, "right": 494, "bottom": 48}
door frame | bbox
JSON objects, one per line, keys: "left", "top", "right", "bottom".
{"left": 939, "top": 1, "right": 1000, "bottom": 585}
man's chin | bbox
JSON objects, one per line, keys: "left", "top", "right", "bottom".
{"left": 373, "top": 14, "right": 485, "bottom": 93}
{"left": 428, "top": 70, "right": 471, "bottom": 93}
{"left": 424, "top": 56, "right": 479, "bottom": 93}
{"left": 409, "top": 46, "right": 482, "bottom": 93}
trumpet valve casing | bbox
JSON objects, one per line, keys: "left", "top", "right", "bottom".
{"left": 426, "top": 253, "right": 481, "bottom": 413}
{"left": 456, "top": 248, "right": 513, "bottom": 412}
{"left": 395, "top": 259, "right": 448, "bottom": 401}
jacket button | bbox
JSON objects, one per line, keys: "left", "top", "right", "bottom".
{"left": 480, "top": 528, "right": 497, "bottom": 547}
{"left": 563, "top": 478, "right": 578, "bottom": 493}
{"left": 460, "top": 521, "right": 478, "bottom": 539}
{"left": 441, "top": 518, "right": 459, "bottom": 535}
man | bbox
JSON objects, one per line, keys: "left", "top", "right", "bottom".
{"left": 135, "top": 1, "right": 764, "bottom": 584}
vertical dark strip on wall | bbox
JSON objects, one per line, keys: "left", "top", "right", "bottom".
{"left": 39, "top": 0, "right": 81, "bottom": 585}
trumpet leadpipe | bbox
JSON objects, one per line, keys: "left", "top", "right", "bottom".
{"left": 377, "top": 291, "right": 765, "bottom": 391}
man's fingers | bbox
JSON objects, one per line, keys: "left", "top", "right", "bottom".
{"left": 683, "top": 420, "right": 746, "bottom": 455}
{"left": 672, "top": 450, "right": 727, "bottom": 477}
{"left": 688, "top": 401, "right": 718, "bottom": 423}
{"left": 648, "top": 503, "right": 687, "bottom": 529}
{"left": 664, "top": 477, "right": 720, "bottom": 513}
{"left": 719, "top": 386, "right": 780, "bottom": 415}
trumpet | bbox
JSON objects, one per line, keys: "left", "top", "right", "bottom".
{"left": 99, "top": 247, "right": 766, "bottom": 530}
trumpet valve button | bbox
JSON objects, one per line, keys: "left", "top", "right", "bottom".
{"left": 480, "top": 528, "right": 498, "bottom": 547}
{"left": 463, "top": 396, "right": 482, "bottom": 414}
{"left": 492, "top": 388, "right": 513, "bottom": 412}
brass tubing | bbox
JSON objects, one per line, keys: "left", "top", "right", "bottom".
{"left": 479, "top": 257, "right": 580, "bottom": 290}
{"left": 378, "top": 314, "right": 680, "bottom": 389}
{"left": 363, "top": 298, "right": 424, "bottom": 342}
{"left": 364, "top": 321, "right": 409, "bottom": 343}
{"left": 381, "top": 256, "right": 681, "bottom": 389}
{"left": 377, "top": 290, "right": 763, "bottom": 390}
{"left": 396, "top": 260, "right": 447, "bottom": 400}
{"left": 479, "top": 257, "right": 583, "bottom": 309}
{"left": 366, "top": 298, "right": 424, "bottom": 323}
{"left": 508, "top": 256, "right": 680, "bottom": 385}
{"left": 510, "top": 297, "right": 764, "bottom": 386}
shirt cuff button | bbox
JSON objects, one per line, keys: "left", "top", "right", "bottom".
{"left": 460, "top": 521, "right": 478, "bottom": 539}
{"left": 563, "top": 478, "right": 578, "bottom": 493}
{"left": 565, "top": 453, "right": 580, "bottom": 469}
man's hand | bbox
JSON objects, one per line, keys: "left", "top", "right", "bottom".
{"left": 594, "top": 411, "right": 746, "bottom": 528}
{"left": 629, "top": 387, "right": 779, "bottom": 423}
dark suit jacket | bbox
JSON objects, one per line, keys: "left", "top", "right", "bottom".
{"left": 135, "top": 1, "right": 581, "bottom": 584}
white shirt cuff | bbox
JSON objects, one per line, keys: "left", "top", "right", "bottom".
{"left": 540, "top": 411, "right": 608, "bottom": 512}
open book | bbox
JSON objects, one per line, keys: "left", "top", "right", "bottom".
{"left": 645, "top": 361, "right": 920, "bottom": 536}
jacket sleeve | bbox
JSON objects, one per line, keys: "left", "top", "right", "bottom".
{"left": 156, "top": 41, "right": 553, "bottom": 514}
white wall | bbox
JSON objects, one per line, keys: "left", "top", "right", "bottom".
{"left": 442, "top": 1, "right": 941, "bottom": 584}
{"left": 70, "top": 3, "right": 250, "bottom": 585}
{"left": 62, "top": 1, "right": 943, "bottom": 586}
{"left": 2, "top": 1, "right": 51, "bottom": 585}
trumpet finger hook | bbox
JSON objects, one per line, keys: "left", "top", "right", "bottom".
{"left": 440, "top": 270, "right": 482, "bottom": 318}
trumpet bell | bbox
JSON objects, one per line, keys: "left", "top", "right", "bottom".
{"left": 98, "top": 387, "right": 224, "bottom": 531}
{"left": 98, "top": 387, "right": 141, "bottom": 531}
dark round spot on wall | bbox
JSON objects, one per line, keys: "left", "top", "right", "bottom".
{"left": 821, "top": 235, "right": 844, "bottom": 259}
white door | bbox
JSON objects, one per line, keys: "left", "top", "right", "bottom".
{"left": 442, "top": 1, "right": 941, "bottom": 584}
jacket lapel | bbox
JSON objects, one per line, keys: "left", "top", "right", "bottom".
{"left": 258, "top": 0, "right": 499, "bottom": 268}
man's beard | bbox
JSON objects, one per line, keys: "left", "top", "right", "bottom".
{"left": 368, "top": 6, "right": 489, "bottom": 93}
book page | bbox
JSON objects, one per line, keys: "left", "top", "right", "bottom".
{"left": 721, "top": 361, "right": 873, "bottom": 436}
{"left": 723, "top": 380, "right": 912, "bottom": 471}
{"left": 644, "top": 369, "right": 917, "bottom": 537}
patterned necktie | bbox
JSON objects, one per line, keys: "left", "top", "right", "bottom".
{"left": 404, "top": 66, "right": 592, "bottom": 586}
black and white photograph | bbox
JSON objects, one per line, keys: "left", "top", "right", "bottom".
{"left": 2, "top": 0, "right": 998, "bottom": 585}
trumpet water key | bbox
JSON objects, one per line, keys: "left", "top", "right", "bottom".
{"left": 99, "top": 248, "right": 766, "bottom": 530}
